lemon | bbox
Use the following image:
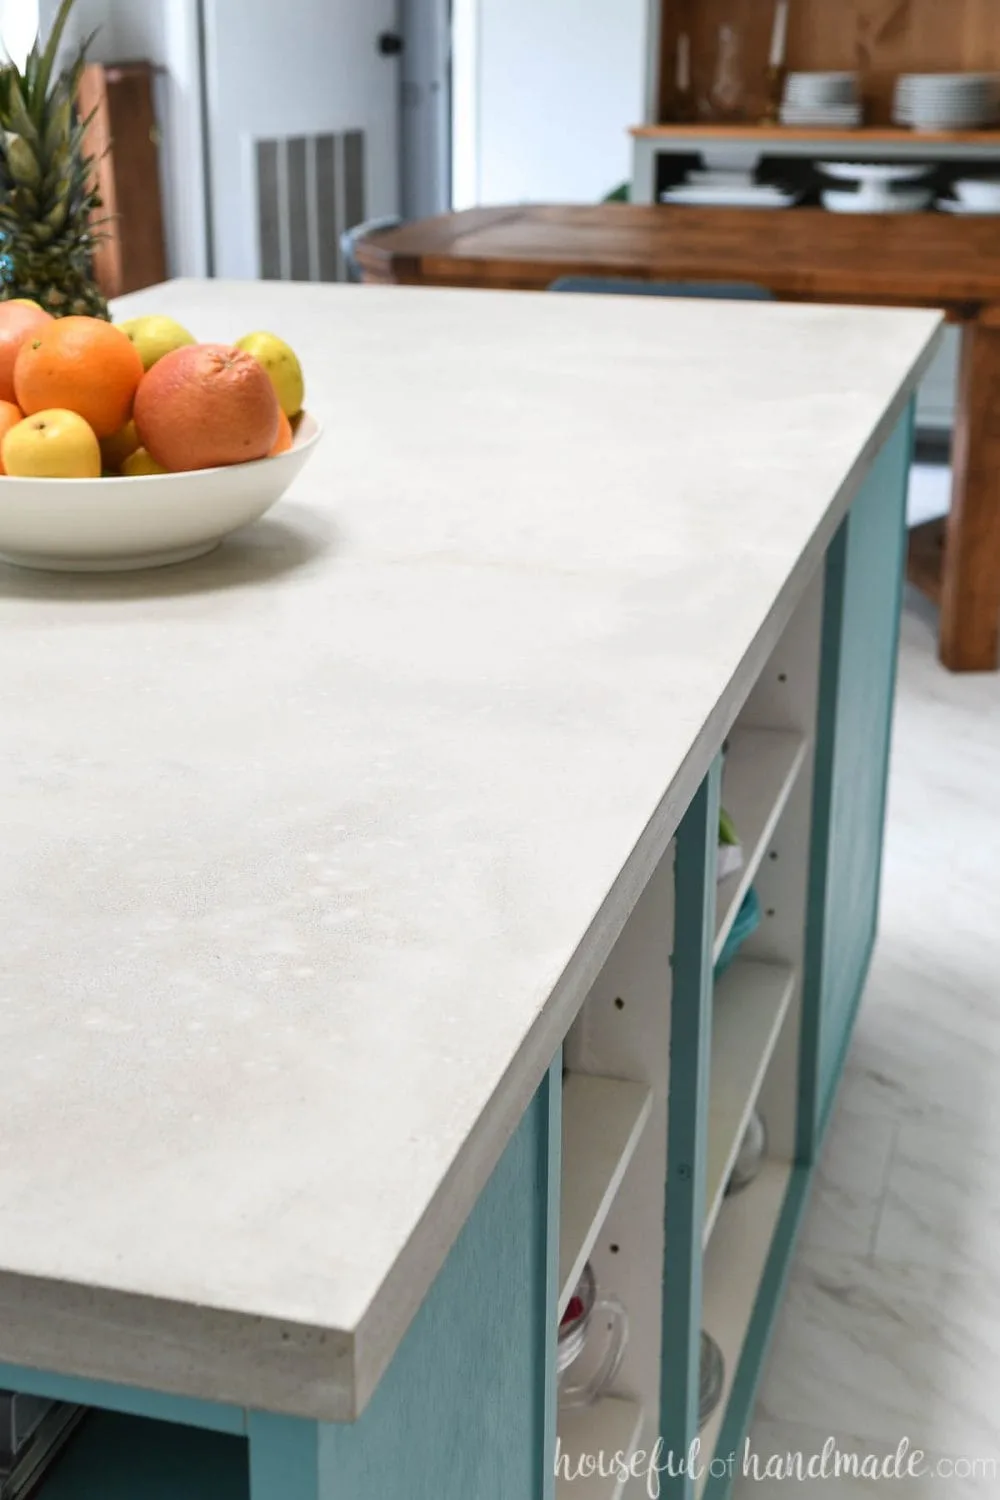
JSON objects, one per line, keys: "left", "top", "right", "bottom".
{"left": 122, "top": 446, "right": 169, "bottom": 476}
{"left": 234, "top": 331, "right": 304, "bottom": 418}
{"left": 118, "top": 315, "right": 196, "bottom": 372}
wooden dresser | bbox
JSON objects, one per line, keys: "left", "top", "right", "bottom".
{"left": 79, "top": 61, "right": 168, "bottom": 301}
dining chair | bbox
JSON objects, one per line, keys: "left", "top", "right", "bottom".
{"left": 340, "top": 216, "right": 403, "bottom": 283}
{"left": 549, "top": 276, "right": 773, "bottom": 300}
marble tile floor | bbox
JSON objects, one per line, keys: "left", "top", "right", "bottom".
{"left": 736, "top": 489, "right": 1000, "bottom": 1495}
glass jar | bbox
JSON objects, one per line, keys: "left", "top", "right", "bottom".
{"left": 557, "top": 1263, "right": 629, "bottom": 1408}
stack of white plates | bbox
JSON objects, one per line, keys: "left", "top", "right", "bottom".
{"left": 938, "top": 178, "right": 1000, "bottom": 214}
{"left": 660, "top": 172, "right": 796, "bottom": 209}
{"left": 780, "top": 71, "right": 861, "bottom": 128}
{"left": 819, "top": 162, "right": 934, "bottom": 214}
{"left": 893, "top": 73, "right": 1000, "bottom": 130}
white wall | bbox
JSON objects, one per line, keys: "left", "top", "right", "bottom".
{"left": 463, "top": 0, "right": 648, "bottom": 205}
{"left": 1, "top": 0, "right": 40, "bottom": 67}
{"left": 41, "top": 0, "right": 208, "bottom": 280}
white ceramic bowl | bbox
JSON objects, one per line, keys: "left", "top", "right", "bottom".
{"left": 0, "top": 413, "right": 322, "bottom": 572}
{"left": 822, "top": 187, "right": 933, "bottom": 214}
{"left": 953, "top": 178, "right": 1000, "bottom": 209}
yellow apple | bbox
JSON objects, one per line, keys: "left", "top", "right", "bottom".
{"left": 3, "top": 408, "right": 100, "bottom": 478}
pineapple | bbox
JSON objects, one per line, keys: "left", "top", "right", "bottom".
{"left": 0, "top": 0, "right": 109, "bottom": 319}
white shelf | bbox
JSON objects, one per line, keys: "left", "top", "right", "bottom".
{"left": 715, "top": 728, "right": 807, "bottom": 964}
{"left": 557, "top": 1396, "right": 644, "bottom": 1500}
{"left": 560, "top": 1074, "right": 653, "bottom": 1316}
{"left": 704, "top": 960, "right": 796, "bottom": 1245}
{"left": 698, "top": 1160, "right": 792, "bottom": 1497}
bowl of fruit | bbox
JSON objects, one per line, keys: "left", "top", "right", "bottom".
{"left": 0, "top": 305, "right": 321, "bottom": 572}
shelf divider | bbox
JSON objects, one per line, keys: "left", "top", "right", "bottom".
{"left": 559, "top": 1074, "right": 653, "bottom": 1316}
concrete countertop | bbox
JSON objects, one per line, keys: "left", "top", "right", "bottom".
{"left": 0, "top": 281, "right": 941, "bottom": 1419}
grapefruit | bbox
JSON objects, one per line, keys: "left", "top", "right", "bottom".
{"left": 0, "top": 400, "right": 24, "bottom": 474}
{"left": 0, "top": 302, "right": 52, "bottom": 405}
{"left": 134, "top": 343, "right": 280, "bottom": 471}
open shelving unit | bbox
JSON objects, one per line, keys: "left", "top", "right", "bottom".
{"left": 715, "top": 729, "right": 806, "bottom": 964}
{"left": 686, "top": 559, "right": 823, "bottom": 1493}
{"left": 703, "top": 959, "right": 795, "bottom": 1245}
{"left": 556, "top": 853, "right": 677, "bottom": 1500}
{"left": 698, "top": 1161, "right": 793, "bottom": 1498}
{"left": 559, "top": 1074, "right": 653, "bottom": 1315}
{"left": 557, "top": 1071, "right": 655, "bottom": 1494}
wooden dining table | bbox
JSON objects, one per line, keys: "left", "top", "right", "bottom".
{"left": 358, "top": 203, "right": 1000, "bottom": 673}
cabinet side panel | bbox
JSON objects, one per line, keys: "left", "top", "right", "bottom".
{"left": 805, "top": 403, "right": 914, "bottom": 1142}
{"left": 314, "top": 1059, "right": 561, "bottom": 1500}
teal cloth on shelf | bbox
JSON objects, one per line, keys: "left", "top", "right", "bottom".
{"left": 714, "top": 887, "right": 761, "bottom": 979}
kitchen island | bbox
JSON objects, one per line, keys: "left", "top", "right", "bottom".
{"left": 0, "top": 282, "right": 940, "bottom": 1498}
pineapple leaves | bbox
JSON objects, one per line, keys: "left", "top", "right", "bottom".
{"left": 0, "top": 0, "right": 109, "bottom": 320}
{"left": 42, "top": 93, "right": 73, "bottom": 158}
{"left": 6, "top": 135, "right": 41, "bottom": 188}
{"left": 32, "top": 0, "right": 79, "bottom": 121}
{"left": 5, "top": 74, "right": 40, "bottom": 149}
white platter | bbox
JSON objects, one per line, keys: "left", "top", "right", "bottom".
{"left": 953, "top": 178, "right": 1000, "bottom": 208}
{"left": 661, "top": 186, "right": 797, "bottom": 208}
{"left": 936, "top": 196, "right": 1000, "bottom": 215}
{"left": 0, "top": 412, "right": 322, "bottom": 572}
{"left": 819, "top": 162, "right": 932, "bottom": 184}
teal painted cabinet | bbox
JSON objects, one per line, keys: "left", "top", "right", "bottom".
{"left": 804, "top": 408, "right": 914, "bottom": 1144}
{"left": 12, "top": 1058, "right": 561, "bottom": 1500}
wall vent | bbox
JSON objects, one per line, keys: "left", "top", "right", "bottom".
{"left": 255, "top": 131, "right": 365, "bottom": 283}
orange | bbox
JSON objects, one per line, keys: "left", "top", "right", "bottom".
{"left": 2, "top": 409, "right": 101, "bottom": 479}
{"left": 0, "top": 302, "right": 52, "bottom": 404}
{"left": 134, "top": 343, "right": 280, "bottom": 471}
{"left": 99, "top": 419, "right": 140, "bottom": 472}
{"left": 269, "top": 408, "right": 293, "bottom": 456}
{"left": 14, "top": 316, "right": 143, "bottom": 439}
{"left": 0, "top": 399, "right": 24, "bottom": 474}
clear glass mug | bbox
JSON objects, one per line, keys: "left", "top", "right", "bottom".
{"left": 557, "top": 1262, "right": 628, "bottom": 1408}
